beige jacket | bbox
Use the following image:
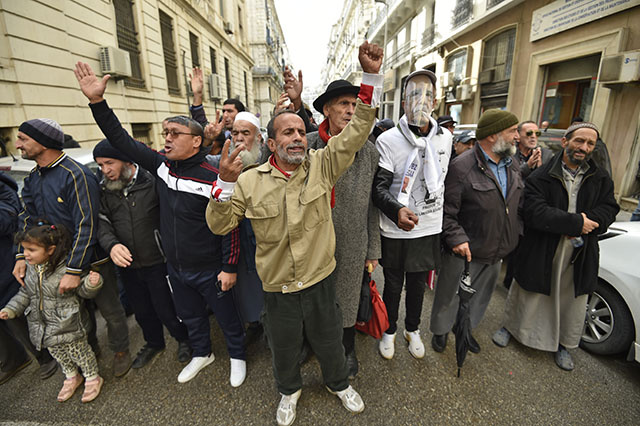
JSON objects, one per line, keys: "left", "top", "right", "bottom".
{"left": 207, "top": 100, "right": 377, "bottom": 293}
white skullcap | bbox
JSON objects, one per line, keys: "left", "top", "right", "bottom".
{"left": 235, "top": 112, "right": 261, "bottom": 131}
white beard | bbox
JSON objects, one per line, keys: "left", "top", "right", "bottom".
{"left": 493, "top": 135, "right": 516, "bottom": 159}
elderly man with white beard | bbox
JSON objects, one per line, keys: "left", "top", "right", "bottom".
{"left": 429, "top": 109, "right": 523, "bottom": 354}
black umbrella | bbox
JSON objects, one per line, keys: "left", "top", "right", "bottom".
{"left": 453, "top": 260, "right": 475, "bottom": 377}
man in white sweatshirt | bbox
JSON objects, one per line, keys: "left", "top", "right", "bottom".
{"left": 372, "top": 70, "right": 452, "bottom": 360}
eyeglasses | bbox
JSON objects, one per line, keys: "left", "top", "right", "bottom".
{"left": 161, "top": 129, "right": 198, "bottom": 138}
{"left": 526, "top": 130, "right": 542, "bottom": 137}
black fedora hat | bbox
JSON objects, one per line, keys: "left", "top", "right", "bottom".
{"left": 313, "top": 80, "right": 360, "bottom": 114}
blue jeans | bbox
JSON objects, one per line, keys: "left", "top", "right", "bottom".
{"left": 166, "top": 264, "right": 245, "bottom": 359}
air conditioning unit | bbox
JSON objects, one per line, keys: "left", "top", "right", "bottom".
{"left": 455, "top": 84, "right": 474, "bottom": 101}
{"left": 223, "top": 21, "right": 233, "bottom": 35}
{"left": 208, "top": 74, "right": 222, "bottom": 100}
{"left": 99, "top": 46, "right": 131, "bottom": 77}
{"left": 599, "top": 50, "right": 640, "bottom": 84}
{"left": 440, "top": 71, "right": 454, "bottom": 88}
{"left": 479, "top": 69, "right": 494, "bottom": 84}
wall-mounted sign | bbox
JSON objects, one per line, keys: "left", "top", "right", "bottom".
{"left": 530, "top": 0, "right": 640, "bottom": 42}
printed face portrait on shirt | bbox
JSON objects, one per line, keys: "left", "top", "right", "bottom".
{"left": 403, "top": 76, "right": 436, "bottom": 128}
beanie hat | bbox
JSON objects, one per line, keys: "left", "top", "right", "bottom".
{"left": 564, "top": 122, "right": 599, "bottom": 138}
{"left": 18, "top": 118, "right": 64, "bottom": 150}
{"left": 93, "top": 139, "right": 132, "bottom": 162}
{"left": 475, "top": 109, "right": 519, "bottom": 140}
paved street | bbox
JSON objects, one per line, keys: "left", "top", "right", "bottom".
{"left": 1, "top": 267, "right": 639, "bottom": 425}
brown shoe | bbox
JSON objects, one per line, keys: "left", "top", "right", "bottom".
{"left": 81, "top": 376, "right": 104, "bottom": 403}
{"left": 57, "top": 375, "right": 84, "bottom": 402}
{"left": 113, "top": 351, "right": 132, "bottom": 377}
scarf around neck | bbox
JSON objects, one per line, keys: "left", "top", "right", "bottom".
{"left": 396, "top": 115, "right": 444, "bottom": 206}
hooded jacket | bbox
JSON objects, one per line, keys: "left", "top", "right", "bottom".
{"left": 90, "top": 100, "right": 239, "bottom": 272}
{"left": 0, "top": 172, "right": 21, "bottom": 307}
{"left": 1, "top": 263, "right": 101, "bottom": 350}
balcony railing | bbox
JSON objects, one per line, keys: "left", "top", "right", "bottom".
{"left": 421, "top": 24, "right": 436, "bottom": 49}
{"left": 486, "top": 0, "right": 506, "bottom": 9}
{"left": 341, "top": 63, "right": 354, "bottom": 80}
{"left": 252, "top": 66, "right": 277, "bottom": 77}
{"left": 452, "top": 0, "right": 473, "bottom": 29}
{"left": 384, "top": 41, "right": 411, "bottom": 68}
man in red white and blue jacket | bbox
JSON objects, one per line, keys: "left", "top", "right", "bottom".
{"left": 74, "top": 62, "right": 245, "bottom": 387}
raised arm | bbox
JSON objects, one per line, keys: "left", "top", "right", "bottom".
{"left": 74, "top": 62, "right": 163, "bottom": 173}
{"left": 319, "top": 42, "right": 383, "bottom": 186}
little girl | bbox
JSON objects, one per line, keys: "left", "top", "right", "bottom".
{"left": 0, "top": 224, "right": 104, "bottom": 403}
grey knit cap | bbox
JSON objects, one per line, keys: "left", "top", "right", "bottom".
{"left": 564, "top": 122, "right": 599, "bottom": 138}
{"left": 18, "top": 118, "right": 64, "bottom": 150}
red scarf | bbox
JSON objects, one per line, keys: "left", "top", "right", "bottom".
{"left": 269, "top": 154, "right": 291, "bottom": 178}
{"left": 318, "top": 120, "right": 336, "bottom": 208}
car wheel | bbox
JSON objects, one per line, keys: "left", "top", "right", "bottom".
{"left": 580, "top": 280, "right": 634, "bottom": 355}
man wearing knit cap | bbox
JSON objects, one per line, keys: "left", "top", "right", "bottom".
{"left": 373, "top": 69, "right": 451, "bottom": 362}
{"left": 94, "top": 139, "right": 192, "bottom": 370}
{"left": 429, "top": 108, "right": 522, "bottom": 354}
{"left": 492, "top": 122, "right": 618, "bottom": 371}
{"left": 13, "top": 118, "right": 132, "bottom": 377}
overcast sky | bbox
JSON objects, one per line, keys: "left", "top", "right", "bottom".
{"left": 273, "top": 0, "right": 344, "bottom": 93}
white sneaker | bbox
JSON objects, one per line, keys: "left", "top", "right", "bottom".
{"left": 403, "top": 329, "right": 425, "bottom": 359}
{"left": 327, "top": 385, "right": 365, "bottom": 413}
{"left": 378, "top": 332, "right": 395, "bottom": 359}
{"left": 229, "top": 358, "right": 246, "bottom": 387}
{"left": 177, "top": 353, "right": 215, "bottom": 383}
{"left": 276, "top": 389, "right": 302, "bottom": 426}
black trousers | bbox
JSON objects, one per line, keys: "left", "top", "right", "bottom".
{"left": 87, "top": 260, "right": 130, "bottom": 353}
{"left": 382, "top": 268, "right": 428, "bottom": 334}
{"left": 263, "top": 274, "right": 348, "bottom": 395}
{"left": 0, "top": 316, "right": 53, "bottom": 372}
{"left": 118, "top": 263, "right": 189, "bottom": 349}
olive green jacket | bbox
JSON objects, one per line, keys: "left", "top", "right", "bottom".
{"left": 206, "top": 100, "right": 377, "bottom": 293}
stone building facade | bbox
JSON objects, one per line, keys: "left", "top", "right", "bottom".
{"left": 0, "top": 0, "right": 254, "bottom": 150}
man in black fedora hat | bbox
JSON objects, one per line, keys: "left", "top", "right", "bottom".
{"left": 282, "top": 68, "right": 382, "bottom": 380}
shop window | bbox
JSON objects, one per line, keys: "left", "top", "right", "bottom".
{"left": 113, "top": 0, "right": 145, "bottom": 89}
{"left": 159, "top": 10, "right": 180, "bottom": 96}
{"left": 539, "top": 54, "right": 601, "bottom": 129}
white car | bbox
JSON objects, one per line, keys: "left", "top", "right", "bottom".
{"left": 581, "top": 221, "right": 640, "bottom": 362}
{"left": 0, "top": 148, "right": 98, "bottom": 195}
